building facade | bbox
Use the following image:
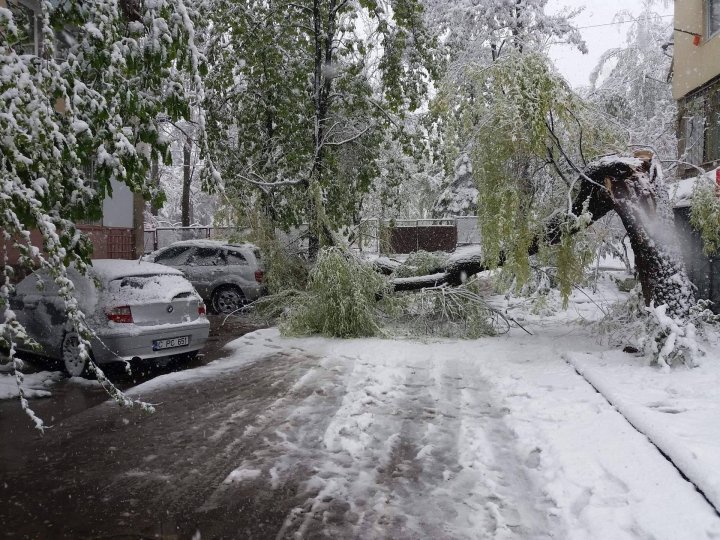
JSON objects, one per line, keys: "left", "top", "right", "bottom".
{"left": 675, "top": 0, "right": 720, "bottom": 177}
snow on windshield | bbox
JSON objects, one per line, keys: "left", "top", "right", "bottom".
{"left": 106, "top": 274, "right": 197, "bottom": 306}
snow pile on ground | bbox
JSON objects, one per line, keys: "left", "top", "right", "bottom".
{"left": 568, "top": 349, "right": 720, "bottom": 513}
{"left": 0, "top": 370, "right": 63, "bottom": 400}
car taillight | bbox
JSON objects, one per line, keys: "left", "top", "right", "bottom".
{"left": 106, "top": 305, "right": 133, "bottom": 323}
{"left": 198, "top": 300, "right": 206, "bottom": 316}
{"left": 254, "top": 270, "right": 264, "bottom": 283}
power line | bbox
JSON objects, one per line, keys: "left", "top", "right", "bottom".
{"left": 574, "top": 14, "right": 673, "bottom": 31}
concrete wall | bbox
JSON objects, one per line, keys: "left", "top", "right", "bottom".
{"left": 674, "top": 0, "right": 720, "bottom": 99}
{"left": 102, "top": 178, "right": 134, "bottom": 228}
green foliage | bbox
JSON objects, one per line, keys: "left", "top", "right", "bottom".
{"left": 203, "top": 0, "right": 438, "bottom": 234}
{"left": 230, "top": 211, "right": 309, "bottom": 295}
{"left": 282, "top": 247, "right": 385, "bottom": 338}
{"left": 690, "top": 177, "right": 720, "bottom": 255}
{"left": 432, "top": 51, "right": 622, "bottom": 305}
{"left": 0, "top": 0, "right": 204, "bottom": 424}
{"left": 393, "top": 250, "right": 449, "bottom": 278}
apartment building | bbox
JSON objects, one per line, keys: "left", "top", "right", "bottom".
{"left": 675, "top": 0, "right": 720, "bottom": 177}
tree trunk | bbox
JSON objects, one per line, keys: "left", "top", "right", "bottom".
{"left": 150, "top": 156, "right": 159, "bottom": 217}
{"left": 391, "top": 152, "right": 696, "bottom": 319}
{"left": 306, "top": 0, "right": 338, "bottom": 261}
{"left": 594, "top": 153, "right": 694, "bottom": 318}
{"left": 181, "top": 136, "right": 191, "bottom": 227}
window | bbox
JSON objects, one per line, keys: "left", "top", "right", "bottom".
{"left": 226, "top": 250, "right": 248, "bottom": 266}
{"left": 9, "top": 0, "right": 40, "bottom": 55}
{"left": 189, "top": 247, "right": 224, "bottom": 266}
{"left": 709, "top": 0, "right": 720, "bottom": 38}
{"left": 710, "top": 88, "right": 720, "bottom": 163}
{"left": 155, "top": 246, "right": 192, "bottom": 265}
{"left": 679, "top": 81, "right": 720, "bottom": 175}
{"left": 682, "top": 95, "right": 705, "bottom": 167}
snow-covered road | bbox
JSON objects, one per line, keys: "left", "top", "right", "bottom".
{"left": 3, "top": 326, "right": 720, "bottom": 539}
{"left": 211, "top": 329, "right": 720, "bottom": 540}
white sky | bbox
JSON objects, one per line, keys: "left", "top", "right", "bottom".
{"left": 546, "top": 0, "right": 674, "bottom": 89}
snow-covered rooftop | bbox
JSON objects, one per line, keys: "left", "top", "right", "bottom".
{"left": 668, "top": 167, "right": 720, "bottom": 209}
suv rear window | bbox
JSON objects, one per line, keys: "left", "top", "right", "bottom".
{"left": 189, "top": 247, "right": 224, "bottom": 266}
{"left": 226, "top": 250, "right": 247, "bottom": 265}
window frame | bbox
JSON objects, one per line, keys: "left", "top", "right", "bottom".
{"left": 708, "top": 0, "right": 720, "bottom": 40}
{"left": 225, "top": 249, "right": 249, "bottom": 266}
{"left": 10, "top": 0, "right": 41, "bottom": 55}
{"left": 678, "top": 77, "right": 720, "bottom": 177}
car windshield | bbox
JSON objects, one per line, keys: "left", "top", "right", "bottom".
{"left": 106, "top": 274, "right": 195, "bottom": 305}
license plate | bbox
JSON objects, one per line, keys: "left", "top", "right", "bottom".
{"left": 153, "top": 336, "right": 190, "bottom": 351}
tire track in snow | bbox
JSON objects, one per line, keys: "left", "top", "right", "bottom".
{"left": 270, "top": 343, "right": 560, "bottom": 539}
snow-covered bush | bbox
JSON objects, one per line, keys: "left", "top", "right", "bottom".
{"left": 690, "top": 173, "right": 720, "bottom": 255}
{"left": 282, "top": 247, "right": 386, "bottom": 338}
{"left": 394, "top": 250, "right": 449, "bottom": 278}
{"left": 596, "top": 288, "right": 720, "bottom": 371}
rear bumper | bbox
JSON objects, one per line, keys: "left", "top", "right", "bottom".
{"left": 92, "top": 319, "right": 210, "bottom": 364}
{"left": 242, "top": 283, "right": 265, "bottom": 301}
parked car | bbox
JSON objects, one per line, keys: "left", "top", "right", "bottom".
{"left": 143, "top": 240, "right": 265, "bottom": 314}
{"left": 8, "top": 260, "right": 210, "bottom": 377}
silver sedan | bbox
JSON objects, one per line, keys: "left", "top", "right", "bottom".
{"left": 8, "top": 260, "right": 210, "bottom": 377}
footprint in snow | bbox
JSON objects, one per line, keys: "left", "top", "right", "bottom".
{"left": 525, "top": 448, "right": 542, "bottom": 469}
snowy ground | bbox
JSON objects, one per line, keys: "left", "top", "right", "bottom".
{"left": 0, "top": 366, "right": 62, "bottom": 400}
{"left": 177, "top": 327, "right": 720, "bottom": 539}
{"left": 569, "top": 348, "right": 720, "bottom": 514}
{"left": 4, "top": 277, "right": 720, "bottom": 539}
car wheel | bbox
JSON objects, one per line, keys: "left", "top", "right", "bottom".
{"left": 212, "top": 286, "right": 247, "bottom": 315}
{"left": 62, "top": 332, "right": 92, "bottom": 378}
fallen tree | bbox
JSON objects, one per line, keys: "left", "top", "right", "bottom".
{"left": 390, "top": 152, "right": 695, "bottom": 320}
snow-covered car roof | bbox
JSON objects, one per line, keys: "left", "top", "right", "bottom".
{"left": 161, "top": 239, "right": 260, "bottom": 251}
{"left": 88, "top": 259, "right": 183, "bottom": 283}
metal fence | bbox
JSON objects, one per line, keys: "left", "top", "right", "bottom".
{"left": 144, "top": 226, "right": 239, "bottom": 253}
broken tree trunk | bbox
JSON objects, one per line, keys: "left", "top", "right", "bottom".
{"left": 391, "top": 152, "right": 695, "bottom": 319}
{"left": 590, "top": 152, "right": 694, "bottom": 319}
